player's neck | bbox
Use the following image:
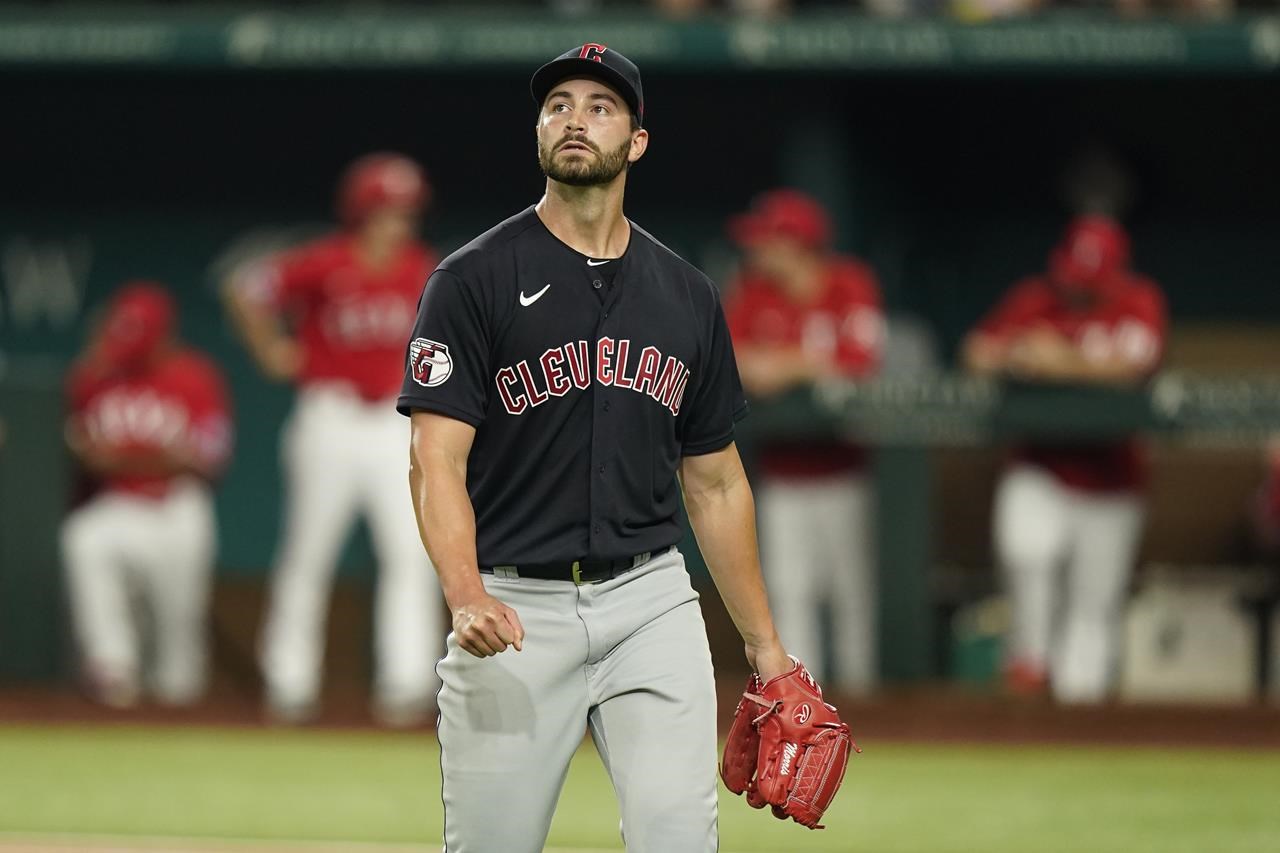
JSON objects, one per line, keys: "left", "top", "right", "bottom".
{"left": 536, "top": 182, "right": 630, "bottom": 259}
{"left": 777, "top": 255, "right": 826, "bottom": 303}
{"left": 355, "top": 239, "right": 394, "bottom": 268}
{"left": 355, "top": 234, "right": 399, "bottom": 271}
{"left": 114, "top": 342, "right": 175, "bottom": 377}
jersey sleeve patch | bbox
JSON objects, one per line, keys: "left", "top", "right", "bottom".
{"left": 409, "top": 338, "right": 454, "bottom": 388}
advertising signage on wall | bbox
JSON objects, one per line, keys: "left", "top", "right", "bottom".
{"left": 0, "top": 11, "right": 1278, "bottom": 73}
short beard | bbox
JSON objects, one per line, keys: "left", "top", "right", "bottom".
{"left": 539, "top": 135, "right": 632, "bottom": 187}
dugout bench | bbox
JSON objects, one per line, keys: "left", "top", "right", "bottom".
{"left": 736, "top": 374, "right": 1280, "bottom": 693}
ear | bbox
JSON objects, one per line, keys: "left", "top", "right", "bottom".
{"left": 628, "top": 128, "right": 650, "bottom": 164}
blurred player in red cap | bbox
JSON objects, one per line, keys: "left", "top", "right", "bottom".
{"left": 224, "top": 152, "right": 443, "bottom": 725}
{"left": 963, "top": 215, "right": 1168, "bottom": 703}
{"left": 60, "top": 281, "right": 233, "bottom": 708}
{"left": 724, "top": 188, "right": 885, "bottom": 693}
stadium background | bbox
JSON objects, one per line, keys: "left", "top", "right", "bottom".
{"left": 1, "top": 3, "right": 1279, "bottom": 851}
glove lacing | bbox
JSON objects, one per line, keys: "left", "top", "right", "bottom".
{"left": 741, "top": 690, "right": 781, "bottom": 725}
{"left": 741, "top": 690, "right": 862, "bottom": 752}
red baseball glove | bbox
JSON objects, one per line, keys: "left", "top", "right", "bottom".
{"left": 721, "top": 657, "right": 858, "bottom": 829}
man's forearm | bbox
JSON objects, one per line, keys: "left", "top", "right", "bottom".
{"left": 73, "top": 443, "right": 199, "bottom": 478}
{"left": 1030, "top": 351, "right": 1152, "bottom": 385}
{"left": 409, "top": 447, "right": 485, "bottom": 612}
{"left": 738, "top": 345, "right": 823, "bottom": 396}
{"left": 962, "top": 334, "right": 1007, "bottom": 376}
{"left": 683, "top": 470, "right": 779, "bottom": 650}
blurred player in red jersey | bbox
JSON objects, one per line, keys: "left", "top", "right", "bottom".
{"left": 60, "top": 281, "right": 233, "bottom": 708}
{"left": 224, "top": 153, "right": 443, "bottom": 725}
{"left": 963, "top": 215, "right": 1167, "bottom": 703}
{"left": 724, "top": 189, "right": 885, "bottom": 693}
{"left": 1251, "top": 442, "right": 1280, "bottom": 555}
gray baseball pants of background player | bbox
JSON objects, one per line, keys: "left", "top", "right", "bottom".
{"left": 436, "top": 547, "right": 719, "bottom": 852}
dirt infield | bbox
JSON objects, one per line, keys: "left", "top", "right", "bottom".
{"left": 1, "top": 681, "right": 1277, "bottom": 748}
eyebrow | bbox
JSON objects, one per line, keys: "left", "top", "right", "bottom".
{"left": 546, "top": 89, "right": 620, "bottom": 107}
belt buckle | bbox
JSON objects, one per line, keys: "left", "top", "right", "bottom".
{"left": 571, "top": 560, "right": 583, "bottom": 586}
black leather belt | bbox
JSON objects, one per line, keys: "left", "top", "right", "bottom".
{"left": 480, "top": 546, "right": 675, "bottom": 585}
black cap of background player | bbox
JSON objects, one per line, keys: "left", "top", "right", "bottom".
{"left": 530, "top": 43, "right": 644, "bottom": 127}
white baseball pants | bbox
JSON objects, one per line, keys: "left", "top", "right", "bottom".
{"left": 258, "top": 385, "right": 442, "bottom": 711}
{"left": 758, "top": 474, "right": 876, "bottom": 693}
{"left": 60, "top": 477, "right": 216, "bottom": 705}
{"left": 994, "top": 464, "right": 1145, "bottom": 703}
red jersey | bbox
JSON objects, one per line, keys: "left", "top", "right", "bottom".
{"left": 66, "top": 349, "right": 233, "bottom": 499}
{"left": 976, "top": 274, "right": 1167, "bottom": 492}
{"left": 240, "top": 234, "right": 438, "bottom": 401}
{"left": 726, "top": 257, "right": 883, "bottom": 478}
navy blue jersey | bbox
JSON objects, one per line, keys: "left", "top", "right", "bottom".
{"left": 398, "top": 206, "right": 747, "bottom": 566}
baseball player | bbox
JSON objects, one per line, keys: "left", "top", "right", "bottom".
{"left": 400, "top": 45, "right": 800, "bottom": 852}
{"left": 60, "top": 281, "right": 233, "bottom": 708}
{"left": 1252, "top": 442, "right": 1280, "bottom": 554}
{"left": 724, "top": 188, "right": 885, "bottom": 694}
{"left": 223, "top": 153, "right": 443, "bottom": 725}
{"left": 963, "top": 215, "right": 1167, "bottom": 703}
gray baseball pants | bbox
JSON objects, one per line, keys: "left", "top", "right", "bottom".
{"left": 436, "top": 547, "right": 719, "bottom": 852}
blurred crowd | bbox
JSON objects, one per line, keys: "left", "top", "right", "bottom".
{"left": 22, "top": 0, "right": 1274, "bottom": 21}
{"left": 640, "top": 0, "right": 1249, "bottom": 20}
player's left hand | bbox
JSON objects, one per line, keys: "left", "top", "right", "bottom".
{"left": 721, "top": 657, "right": 858, "bottom": 830}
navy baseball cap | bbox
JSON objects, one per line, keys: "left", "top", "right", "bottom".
{"left": 530, "top": 43, "right": 644, "bottom": 126}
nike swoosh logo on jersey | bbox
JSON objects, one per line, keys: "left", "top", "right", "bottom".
{"left": 519, "top": 284, "right": 552, "bottom": 307}
{"left": 586, "top": 258, "right": 611, "bottom": 266}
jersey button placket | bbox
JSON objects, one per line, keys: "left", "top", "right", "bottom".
{"left": 588, "top": 273, "right": 623, "bottom": 554}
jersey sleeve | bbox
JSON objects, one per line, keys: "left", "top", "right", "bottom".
{"left": 183, "top": 357, "right": 235, "bottom": 477}
{"left": 1114, "top": 278, "right": 1168, "bottom": 372}
{"left": 834, "top": 265, "right": 884, "bottom": 377}
{"left": 974, "top": 279, "right": 1050, "bottom": 340}
{"left": 396, "top": 268, "right": 492, "bottom": 426}
{"left": 681, "top": 287, "right": 749, "bottom": 456}
{"left": 234, "top": 244, "right": 321, "bottom": 310}
{"left": 723, "top": 279, "right": 763, "bottom": 346}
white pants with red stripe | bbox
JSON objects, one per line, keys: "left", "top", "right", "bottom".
{"left": 758, "top": 474, "right": 876, "bottom": 693}
{"left": 994, "top": 464, "right": 1145, "bottom": 703}
{"left": 258, "top": 385, "right": 443, "bottom": 713}
{"left": 60, "top": 478, "right": 216, "bottom": 705}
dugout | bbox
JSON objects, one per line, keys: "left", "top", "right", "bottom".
{"left": 2, "top": 6, "right": 1279, "bottom": 690}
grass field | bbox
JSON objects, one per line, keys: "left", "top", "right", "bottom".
{"left": 1, "top": 725, "right": 1278, "bottom": 852}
